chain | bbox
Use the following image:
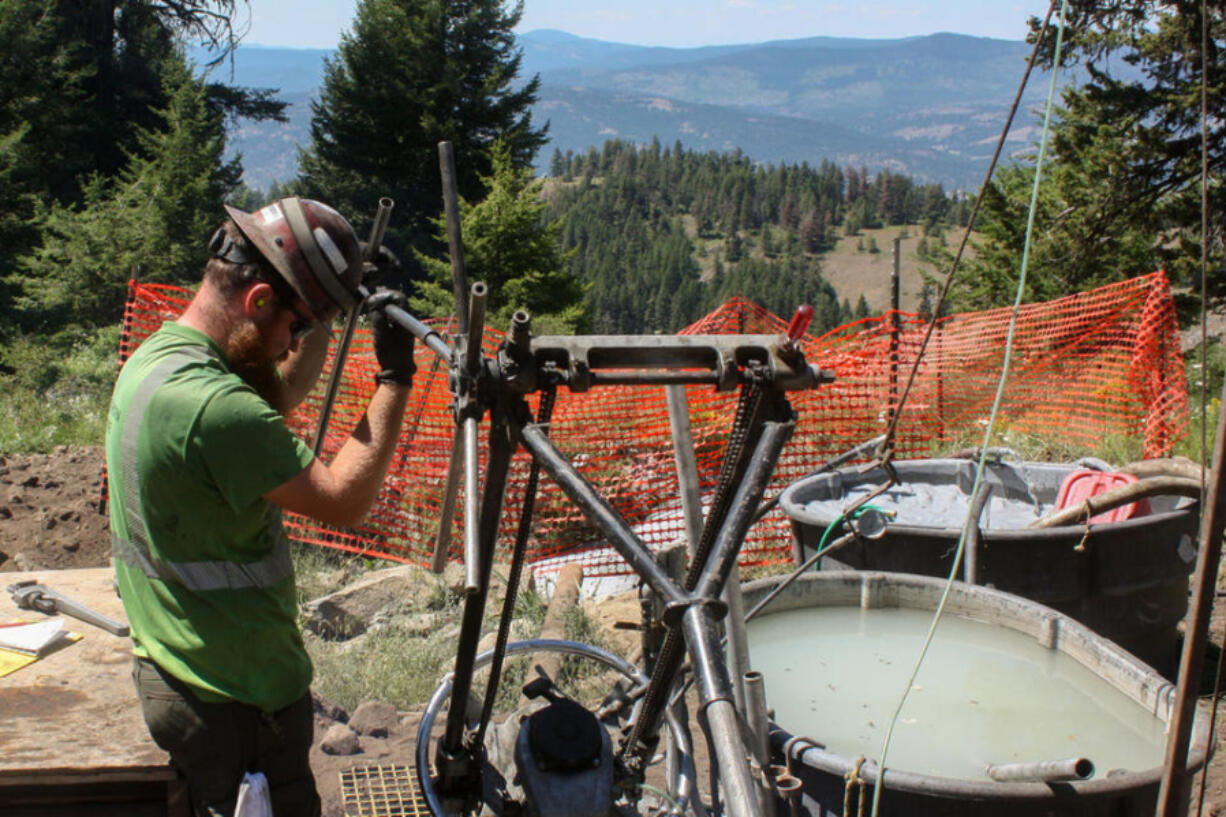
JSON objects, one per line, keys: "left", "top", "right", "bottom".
{"left": 473, "top": 387, "right": 558, "bottom": 750}
{"left": 622, "top": 376, "right": 766, "bottom": 768}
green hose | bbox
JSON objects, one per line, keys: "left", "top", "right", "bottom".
{"left": 814, "top": 503, "right": 887, "bottom": 570}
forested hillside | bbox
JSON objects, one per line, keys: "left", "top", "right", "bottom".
{"left": 542, "top": 140, "right": 972, "bottom": 334}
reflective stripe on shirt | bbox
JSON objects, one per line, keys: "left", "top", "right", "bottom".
{"left": 113, "top": 346, "right": 293, "bottom": 591}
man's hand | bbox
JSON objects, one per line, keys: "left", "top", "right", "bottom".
{"left": 366, "top": 288, "right": 416, "bottom": 386}
{"left": 360, "top": 241, "right": 401, "bottom": 288}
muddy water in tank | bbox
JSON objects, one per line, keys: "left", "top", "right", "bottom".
{"left": 747, "top": 606, "right": 1168, "bottom": 781}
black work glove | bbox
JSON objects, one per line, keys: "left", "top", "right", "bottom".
{"left": 365, "top": 288, "right": 416, "bottom": 386}
{"left": 359, "top": 241, "right": 402, "bottom": 288}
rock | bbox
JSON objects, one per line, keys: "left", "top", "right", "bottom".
{"left": 399, "top": 611, "right": 439, "bottom": 637}
{"left": 349, "top": 701, "right": 399, "bottom": 738}
{"left": 312, "top": 690, "right": 349, "bottom": 724}
{"left": 442, "top": 561, "right": 466, "bottom": 596}
{"left": 320, "top": 723, "right": 361, "bottom": 756}
{"left": 304, "top": 565, "right": 435, "bottom": 641}
{"left": 476, "top": 618, "right": 535, "bottom": 654}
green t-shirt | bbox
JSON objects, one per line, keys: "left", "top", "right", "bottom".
{"left": 107, "top": 322, "right": 316, "bottom": 711}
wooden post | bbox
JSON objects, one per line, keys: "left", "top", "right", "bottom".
{"left": 1155, "top": 374, "right": 1226, "bottom": 814}
{"left": 529, "top": 563, "right": 584, "bottom": 690}
{"left": 888, "top": 237, "right": 902, "bottom": 453}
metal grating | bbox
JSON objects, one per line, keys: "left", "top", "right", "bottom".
{"left": 340, "top": 764, "right": 430, "bottom": 817}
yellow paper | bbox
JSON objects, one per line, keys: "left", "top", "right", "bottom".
{"left": 0, "top": 621, "right": 83, "bottom": 678}
{"left": 0, "top": 648, "right": 38, "bottom": 678}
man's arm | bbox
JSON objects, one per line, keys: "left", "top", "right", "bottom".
{"left": 264, "top": 288, "right": 417, "bottom": 528}
{"left": 264, "top": 381, "right": 410, "bottom": 527}
{"left": 279, "top": 327, "right": 331, "bottom": 411}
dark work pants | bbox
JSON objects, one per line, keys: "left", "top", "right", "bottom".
{"left": 132, "top": 656, "right": 320, "bottom": 817}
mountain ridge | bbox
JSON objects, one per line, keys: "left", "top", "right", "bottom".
{"left": 201, "top": 29, "right": 1060, "bottom": 192}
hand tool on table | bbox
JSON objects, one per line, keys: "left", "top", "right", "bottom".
{"left": 6, "top": 580, "right": 130, "bottom": 637}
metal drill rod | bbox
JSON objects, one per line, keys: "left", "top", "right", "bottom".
{"left": 313, "top": 197, "right": 394, "bottom": 455}
{"left": 684, "top": 602, "right": 765, "bottom": 817}
{"left": 438, "top": 141, "right": 470, "bottom": 336}
{"left": 432, "top": 436, "right": 464, "bottom": 574}
{"left": 439, "top": 422, "right": 515, "bottom": 758}
{"left": 464, "top": 283, "right": 487, "bottom": 373}
{"left": 462, "top": 416, "right": 481, "bottom": 594}
{"left": 381, "top": 302, "right": 451, "bottom": 362}
{"left": 520, "top": 423, "right": 687, "bottom": 608}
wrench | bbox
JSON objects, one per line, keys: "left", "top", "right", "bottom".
{"left": 7, "top": 580, "right": 130, "bottom": 637}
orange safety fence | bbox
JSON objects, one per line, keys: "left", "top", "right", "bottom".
{"left": 112, "top": 270, "right": 1187, "bottom": 578}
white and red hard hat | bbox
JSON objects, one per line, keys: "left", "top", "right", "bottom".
{"left": 224, "top": 197, "right": 363, "bottom": 326}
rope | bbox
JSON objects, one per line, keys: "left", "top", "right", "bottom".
{"left": 873, "top": 0, "right": 1060, "bottom": 466}
{"left": 1195, "top": 2, "right": 1218, "bottom": 813}
{"left": 844, "top": 756, "right": 868, "bottom": 817}
{"left": 868, "top": 4, "right": 1070, "bottom": 815}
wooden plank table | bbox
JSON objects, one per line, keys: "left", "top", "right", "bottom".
{"left": 0, "top": 567, "right": 183, "bottom": 815}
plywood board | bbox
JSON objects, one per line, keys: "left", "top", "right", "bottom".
{"left": 0, "top": 568, "right": 172, "bottom": 784}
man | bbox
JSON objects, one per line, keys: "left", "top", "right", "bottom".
{"left": 105, "top": 197, "right": 417, "bottom": 816}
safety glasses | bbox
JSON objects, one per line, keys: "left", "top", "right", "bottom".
{"left": 277, "top": 294, "right": 315, "bottom": 341}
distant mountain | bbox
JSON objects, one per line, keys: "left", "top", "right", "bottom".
{"left": 199, "top": 30, "right": 1070, "bottom": 192}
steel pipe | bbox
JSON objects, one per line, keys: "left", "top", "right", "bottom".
{"left": 745, "top": 671, "right": 776, "bottom": 817}
{"left": 462, "top": 417, "right": 481, "bottom": 594}
{"left": 438, "top": 141, "right": 470, "bottom": 335}
{"left": 519, "top": 423, "right": 686, "bottom": 607}
{"left": 313, "top": 197, "right": 394, "bottom": 455}
{"left": 684, "top": 604, "right": 764, "bottom": 817}
{"left": 986, "top": 757, "right": 1095, "bottom": 783}
{"left": 432, "top": 434, "right": 463, "bottom": 573}
{"left": 440, "top": 427, "right": 514, "bottom": 755}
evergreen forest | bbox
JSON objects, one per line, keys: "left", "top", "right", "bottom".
{"left": 540, "top": 140, "right": 970, "bottom": 334}
{"left": 0, "top": 0, "right": 1221, "bottom": 453}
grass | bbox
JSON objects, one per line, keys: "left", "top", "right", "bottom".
{"left": 298, "top": 548, "right": 553, "bottom": 713}
{"left": 0, "top": 327, "right": 118, "bottom": 452}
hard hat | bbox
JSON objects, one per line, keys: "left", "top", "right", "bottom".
{"left": 223, "top": 197, "right": 363, "bottom": 324}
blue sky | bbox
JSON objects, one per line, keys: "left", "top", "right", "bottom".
{"left": 240, "top": 1, "right": 1049, "bottom": 50}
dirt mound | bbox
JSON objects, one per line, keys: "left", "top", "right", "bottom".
{"left": 0, "top": 446, "right": 111, "bottom": 573}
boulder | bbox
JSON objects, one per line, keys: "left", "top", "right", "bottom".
{"left": 319, "top": 723, "right": 360, "bottom": 756}
{"left": 349, "top": 700, "right": 399, "bottom": 738}
{"left": 304, "top": 564, "right": 435, "bottom": 640}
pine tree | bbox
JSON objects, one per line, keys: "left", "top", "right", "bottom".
{"left": 411, "top": 141, "right": 585, "bottom": 333}
{"left": 14, "top": 56, "right": 239, "bottom": 332}
{"left": 298, "top": 0, "right": 546, "bottom": 278}
{"left": 960, "top": 0, "right": 1226, "bottom": 303}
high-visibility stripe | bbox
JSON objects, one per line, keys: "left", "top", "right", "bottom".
{"left": 113, "top": 346, "right": 293, "bottom": 592}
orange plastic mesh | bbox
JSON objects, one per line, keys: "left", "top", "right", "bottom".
{"left": 111, "top": 270, "right": 1187, "bottom": 576}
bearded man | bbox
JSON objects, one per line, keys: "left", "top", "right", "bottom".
{"left": 105, "top": 198, "right": 417, "bottom": 817}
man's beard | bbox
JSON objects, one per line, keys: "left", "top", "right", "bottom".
{"left": 227, "top": 322, "right": 290, "bottom": 415}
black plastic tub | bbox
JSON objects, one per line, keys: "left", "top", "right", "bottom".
{"left": 741, "top": 571, "right": 1209, "bottom": 817}
{"left": 778, "top": 459, "right": 1199, "bottom": 675}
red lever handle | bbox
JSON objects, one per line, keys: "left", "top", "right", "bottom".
{"left": 786, "top": 304, "right": 814, "bottom": 343}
